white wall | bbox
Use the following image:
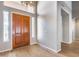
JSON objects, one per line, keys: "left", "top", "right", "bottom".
{"left": 37, "top": 1, "right": 60, "bottom": 52}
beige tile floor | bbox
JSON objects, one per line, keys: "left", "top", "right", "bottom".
{"left": 0, "top": 44, "right": 64, "bottom": 57}
{"left": 59, "top": 39, "right": 79, "bottom": 57}
{"left": 1, "top": 38, "right": 79, "bottom": 57}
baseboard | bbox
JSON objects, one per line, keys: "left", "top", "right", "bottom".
{"left": 39, "top": 43, "right": 61, "bottom": 53}
{"left": 61, "top": 41, "right": 72, "bottom": 44}
{"left": 0, "top": 48, "right": 12, "bottom": 53}
{"left": 57, "top": 49, "right": 61, "bottom": 52}
{"left": 30, "top": 42, "right": 37, "bottom": 45}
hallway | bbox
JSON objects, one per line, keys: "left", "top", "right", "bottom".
{"left": 59, "top": 39, "right": 79, "bottom": 57}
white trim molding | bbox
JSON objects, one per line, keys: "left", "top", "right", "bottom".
{"left": 0, "top": 48, "right": 12, "bottom": 53}
{"left": 61, "top": 41, "right": 72, "bottom": 44}
{"left": 39, "top": 43, "right": 61, "bottom": 53}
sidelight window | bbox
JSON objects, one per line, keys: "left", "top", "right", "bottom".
{"left": 3, "top": 11, "right": 9, "bottom": 42}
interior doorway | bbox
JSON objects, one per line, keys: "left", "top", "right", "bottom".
{"left": 12, "top": 13, "right": 30, "bottom": 48}
{"left": 75, "top": 18, "right": 79, "bottom": 40}
{"left": 61, "top": 9, "right": 69, "bottom": 43}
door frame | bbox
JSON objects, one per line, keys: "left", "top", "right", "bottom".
{"left": 10, "top": 12, "right": 31, "bottom": 49}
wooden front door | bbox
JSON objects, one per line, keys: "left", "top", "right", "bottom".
{"left": 12, "top": 13, "right": 30, "bottom": 48}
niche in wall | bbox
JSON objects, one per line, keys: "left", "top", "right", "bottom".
{"left": 61, "top": 9, "right": 69, "bottom": 43}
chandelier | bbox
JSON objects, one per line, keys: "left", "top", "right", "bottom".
{"left": 21, "top": 1, "right": 37, "bottom": 7}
